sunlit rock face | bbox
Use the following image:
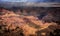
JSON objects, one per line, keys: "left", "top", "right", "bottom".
{"left": 0, "top": 8, "right": 60, "bottom": 36}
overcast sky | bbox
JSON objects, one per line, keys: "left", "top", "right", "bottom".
{"left": 0, "top": 0, "right": 60, "bottom": 2}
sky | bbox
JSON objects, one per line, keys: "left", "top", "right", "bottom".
{"left": 0, "top": 0, "right": 60, "bottom": 2}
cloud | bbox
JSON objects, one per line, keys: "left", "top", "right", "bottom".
{"left": 0, "top": 0, "right": 28, "bottom": 2}
{"left": 0, "top": 0, "right": 60, "bottom": 2}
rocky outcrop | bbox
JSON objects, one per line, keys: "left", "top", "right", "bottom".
{"left": 0, "top": 9, "right": 59, "bottom": 36}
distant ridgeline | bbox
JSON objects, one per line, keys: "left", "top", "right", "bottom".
{"left": 0, "top": 0, "right": 60, "bottom": 8}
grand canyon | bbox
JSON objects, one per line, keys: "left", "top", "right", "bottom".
{"left": 0, "top": 7, "right": 60, "bottom": 36}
